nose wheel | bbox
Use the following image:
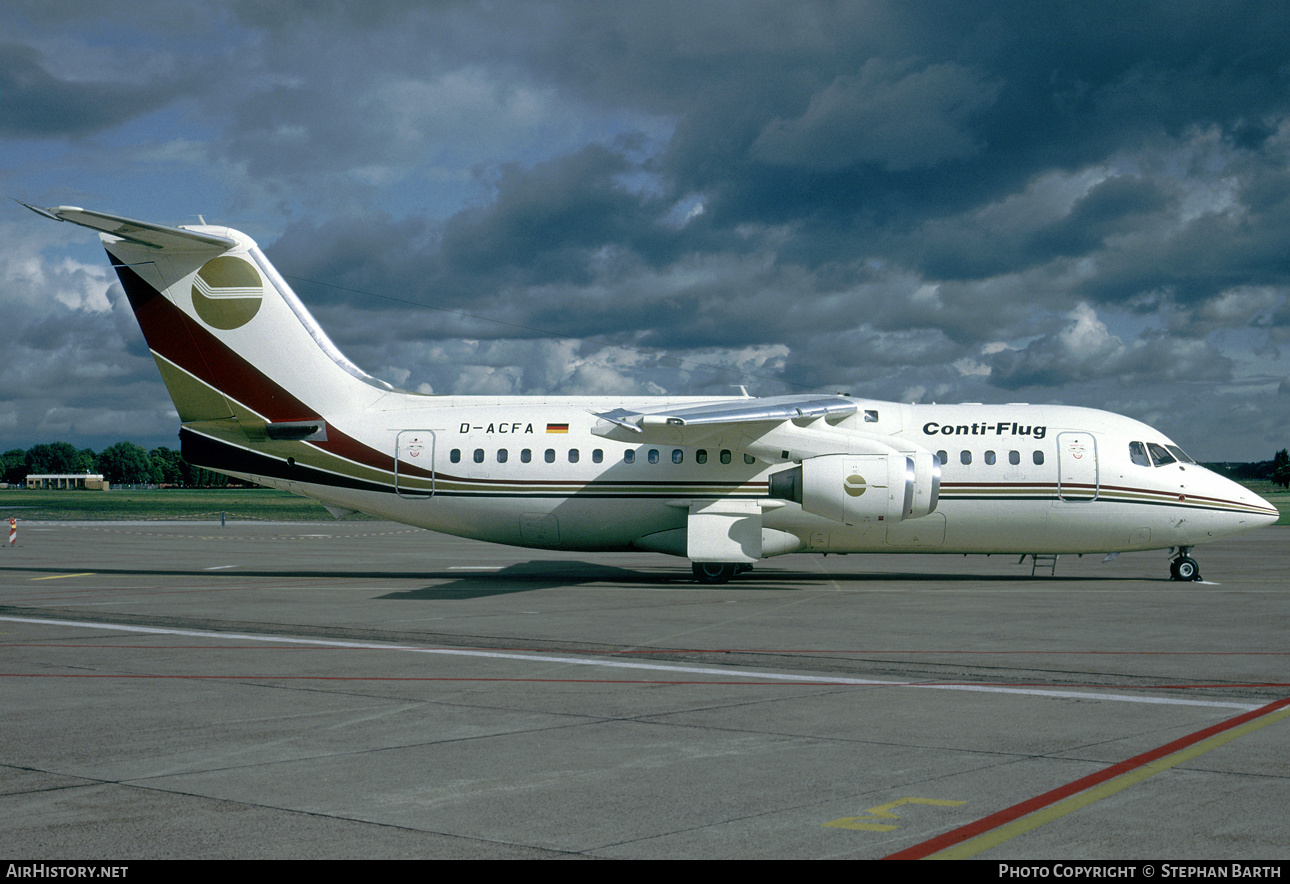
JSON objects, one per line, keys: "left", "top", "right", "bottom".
{"left": 1169, "top": 548, "right": 1201, "bottom": 582}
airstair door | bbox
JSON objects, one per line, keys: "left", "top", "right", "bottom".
{"left": 395, "top": 430, "right": 436, "bottom": 497}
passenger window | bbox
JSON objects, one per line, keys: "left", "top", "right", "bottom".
{"left": 744, "top": 454, "right": 756, "bottom": 464}
{"left": 1009, "top": 450, "right": 1020, "bottom": 465}
{"left": 624, "top": 450, "right": 635, "bottom": 464}
{"left": 648, "top": 449, "right": 660, "bottom": 464}
{"left": 865, "top": 410, "right": 878, "bottom": 422}
{"left": 937, "top": 450, "right": 948, "bottom": 466}
{"left": 497, "top": 449, "right": 508, "bottom": 463}
{"left": 985, "top": 450, "right": 996, "bottom": 465}
{"left": 720, "top": 450, "right": 732, "bottom": 464}
{"left": 568, "top": 449, "right": 579, "bottom": 463}
{"left": 450, "top": 449, "right": 461, "bottom": 464}
{"left": 696, "top": 449, "right": 708, "bottom": 464}
{"left": 1033, "top": 450, "right": 1044, "bottom": 465}
{"left": 960, "top": 450, "right": 972, "bottom": 465}
{"left": 521, "top": 449, "right": 532, "bottom": 463}
{"left": 672, "top": 449, "right": 683, "bottom": 464}
{"left": 545, "top": 449, "right": 555, "bottom": 463}
{"left": 592, "top": 449, "right": 603, "bottom": 464}
{"left": 473, "top": 448, "right": 484, "bottom": 464}
{"left": 1129, "top": 441, "right": 1150, "bottom": 466}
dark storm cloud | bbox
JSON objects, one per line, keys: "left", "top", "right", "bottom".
{"left": 751, "top": 60, "right": 1001, "bottom": 172}
{"left": 8, "top": 1, "right": 1290, "bottom": 458}
{"left": 438, "top": 144, "right": 660, "bottom": 286}
{"left": 273, "top": 143, "right": 709, "bottom": 329}
{"left": 909, "top": 175, "right": 1172, "bottom": 282}
{"left": 176, "top": 1, "right": 1290, "bottom": 315}
{"left": 1037, "top": 177, "right": 1170, "bottom": 254}
{"left": 1076, "top": 163, "right": 1290, "bottom": 308}
{"left": 647, "top": 2, "right": 1290, "bottom": 240}
{"left": 0, "top": 44, "right": 173, "bottom": 138}
{"left": 268, "top": 212, "right": 439, "bottom": 311}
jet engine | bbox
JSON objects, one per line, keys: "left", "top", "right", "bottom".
{"left": 768, "top": 450, "right": 940, "bottom": 525}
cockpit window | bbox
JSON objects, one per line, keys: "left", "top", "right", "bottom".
{"left": 1165, "top": 444, "right": 1195, "bottom": 464}
{"left": 1129, "top": 441, "right": 1150, "bottom": 467}
{"left": 1147, "top": 443, "right": 1176, "bottom": 467}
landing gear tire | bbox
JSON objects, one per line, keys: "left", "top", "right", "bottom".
{"left": 692, "top": 562, "right": 740, "bottom": 584}
{"left": 1170, "top": 556, "right": 1200, "bottom": 582}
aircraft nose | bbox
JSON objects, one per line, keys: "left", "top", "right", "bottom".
{"left": 1249, "top": 487, "right": 1281, "bottom": 528}
{"left": 1225, "top": 477, "right": 1280, "bottom": 529}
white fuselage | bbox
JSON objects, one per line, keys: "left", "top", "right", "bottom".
{"left": 233, "top": 396, "right": 1276, "bottom": 558}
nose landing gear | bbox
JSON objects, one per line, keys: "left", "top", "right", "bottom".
{"left": 1169, "top": 547, "right": 1201, "bottom": 581}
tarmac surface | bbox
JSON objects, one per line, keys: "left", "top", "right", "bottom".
{"left": 0, "top": 519, "right": 1286, "bottom": 860}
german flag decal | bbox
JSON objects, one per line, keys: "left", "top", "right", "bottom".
{"left": 546, "top": 423, "right": 569, "bottom": 434}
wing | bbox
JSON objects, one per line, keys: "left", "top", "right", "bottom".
{"left": 593, "top": 394, "right": 857, "bottom": 438}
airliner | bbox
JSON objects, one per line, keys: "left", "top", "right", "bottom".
{"left": 24, "top": 204, "right": 1279, "bottom": 582}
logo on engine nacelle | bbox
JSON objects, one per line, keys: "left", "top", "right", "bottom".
{"left": 844, "top": 474, "right": 867, "bottom": 497}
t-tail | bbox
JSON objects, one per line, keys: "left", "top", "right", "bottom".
{"left": 23, "top": 204, "right": 412, "bottom": 490}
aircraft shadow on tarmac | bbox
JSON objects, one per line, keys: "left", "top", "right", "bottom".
{"left": 382, "top": 560, "right": 1149, "bottom": 599}
{"left": 1, "top": 559, "right": 1151, "bottom": 605}
{"left": 381, "top": 560, "right": 675, "bottom": 598}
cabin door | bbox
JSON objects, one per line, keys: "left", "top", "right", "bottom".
{"left": 394, "top": 430, "right": 436, "bottom": 497}
{"left": 1056, "top": 432, "right": 1098, "bottom": 501}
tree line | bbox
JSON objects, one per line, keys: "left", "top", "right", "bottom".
{"left": 2, "top": 441, "right": 232, "bottom": 487}
{"left": 1206, "top": 450, "right": 1290, "bottom": 489}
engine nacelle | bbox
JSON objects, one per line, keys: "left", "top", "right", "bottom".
{"left": 769, "top": 450, "right": 940, "bottom": 525}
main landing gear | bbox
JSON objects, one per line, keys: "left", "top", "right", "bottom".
{"left": 691, "top": 562, "right": 752, "bottom": 584}
{"left": 1169, "top": 547, "right": 1201, "bottom": 582}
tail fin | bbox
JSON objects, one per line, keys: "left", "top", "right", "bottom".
{"left": 25, "top": 204, "right": 406, "bottom": 488}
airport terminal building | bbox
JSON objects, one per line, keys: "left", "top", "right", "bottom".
{"left": 25, "top": 473, "right": 110, "bottom": 490}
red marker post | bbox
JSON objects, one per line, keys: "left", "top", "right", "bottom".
{"left": 8, "top": 517, "right": 15, "bottom": 547}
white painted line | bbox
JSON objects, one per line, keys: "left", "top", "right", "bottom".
{"left": 447, "top": 566, "right": 504, "bottom": 570}
{"left": 0, "top": 615, "right": 1261, "bottom": 711}
{"left": 204, "top": 565, "right": 238, "bottom": 571}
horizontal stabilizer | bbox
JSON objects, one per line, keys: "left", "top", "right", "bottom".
{"left": 17, "top": 202, "right": 236, "bottom": 251}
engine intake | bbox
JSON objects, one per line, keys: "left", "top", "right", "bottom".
{"left": 769, "top": 451, "right": 939, "bottom": 525}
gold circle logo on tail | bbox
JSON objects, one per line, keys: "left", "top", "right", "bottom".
{"left": 191, "top": 256, "right": 264, "bottom": 330}
{"left": 844, "top": 474, "right": 867, "bottom": 497}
